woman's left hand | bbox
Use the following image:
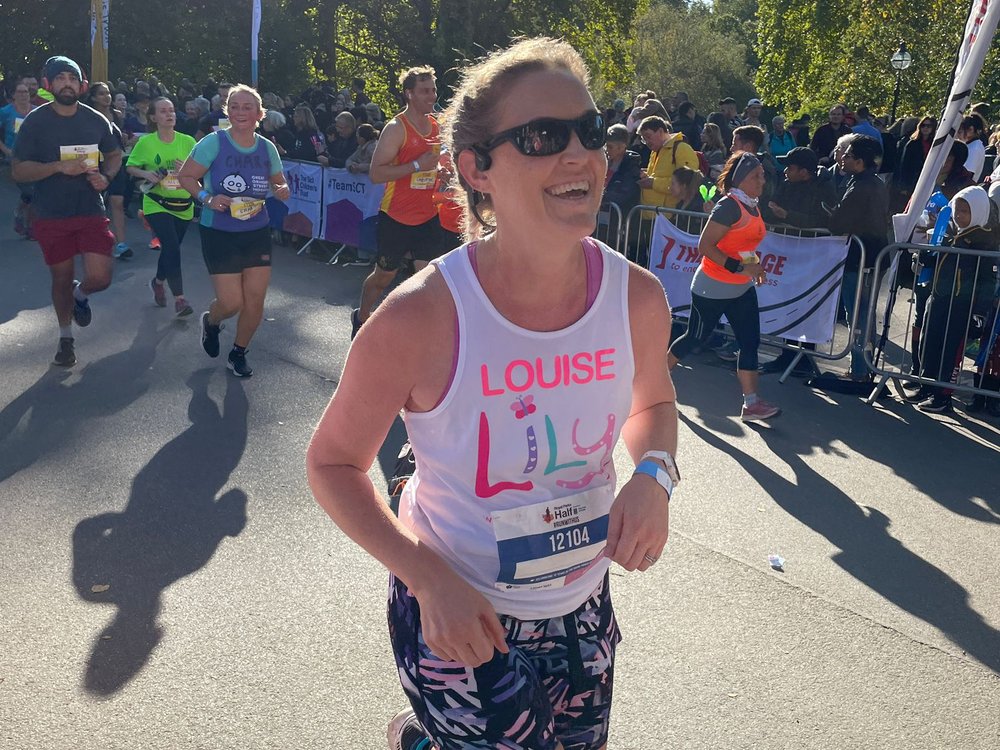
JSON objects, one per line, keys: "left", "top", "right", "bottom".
{"left": 604, "top": 474, "right": 669, "bottom": 572}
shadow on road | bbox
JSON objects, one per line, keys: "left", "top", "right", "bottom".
{"left": 679, "top": 404, "right": 1000, "bottom": 675}
{"left": 71, "top": 369, "right": 249, "bottom": 696}
{"left": 0, "top": 310, "right": 168, "bottom": 485}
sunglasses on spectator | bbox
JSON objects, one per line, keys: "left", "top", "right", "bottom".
{"left": 479, "top": 112, "right": 606, "bottom": 158}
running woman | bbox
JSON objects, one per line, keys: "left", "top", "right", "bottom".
{"left": 177, "top": 85, "right": 290, "bottom": 378}
{"left": 0, "top": 79, "right": 35, "bottom": 238}
{"left": 12, "top": 56, "right": 122, "bottom": 367}
{"left": 667, "top": 151, "right": 781, "bottom": 421}
{"left": 127, "top": 97, "right": 197, "bottom": 317}
{"left": 308, "top": 38, "right": 679, "bottom": 750}
{"left": 351, "top": 65, "right": 445, "bottom": 338}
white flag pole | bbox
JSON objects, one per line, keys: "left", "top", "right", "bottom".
{"left": 251, "top": 0, "right": 262, "bottom": 88}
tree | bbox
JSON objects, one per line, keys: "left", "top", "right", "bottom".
{"left": 630, "top": 2, "right": 755, "bottom": 114}
{"left": 754, "top": 0, "right": 972, "bottom": 121}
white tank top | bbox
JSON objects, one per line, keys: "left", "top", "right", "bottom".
{"left": 400, "top": 240, "right": 636, "bottom": 619}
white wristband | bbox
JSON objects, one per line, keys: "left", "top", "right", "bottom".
{"left": 640, "top": 450, "right": 681, "bottom": 485}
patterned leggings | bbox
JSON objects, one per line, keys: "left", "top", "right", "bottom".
{"left": 387, "top": 573, "right": 620, "bottom": 750}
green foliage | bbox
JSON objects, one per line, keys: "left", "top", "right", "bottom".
{"left": 754, "top": 0, "right": 976, "bottom": 121}
{"left": 630, "top": 2, "right": 755, "bottom": 113}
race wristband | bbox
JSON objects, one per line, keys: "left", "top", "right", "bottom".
{"left": 197, "top": 189, "right": 211, "bottom": 203}
{"left": 640, "top": 450, "right": 681, "bottom": 485}
{"left": 634, "top": 460, "right": 674, "bottom": 500}
{"left": 412, "top": 160, "right": 420, "bottom": 172}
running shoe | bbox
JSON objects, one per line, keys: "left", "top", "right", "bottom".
{"left": 113, "top": 242, "right": 134, "bottom": 259}
{"left": 350, "top": 308, "right": 363, "bottom": 340}
{"left": 387, "top": 708, "right": 430, "bottom": 750}
{"left": 149, "top": 236, "right": 161, "bottom": 250}
{"left": 227, "top": 348, "right": 253, "bottom": 378}
{"left": 714, "top": 341, "right": 739, "bottom": 362}
{"left": 201, "top": 312, "right": 222, "bottom": 358}
{"left": 72, "top": 281, "right": 92, "bottom": 327}
{"left": 904, "top": 386, "right": 931, "bottom": 403}
{"left": 175, "top": 298, "right": 194, "bottom": 317}
{"left": 918, "top": 396, "right": 953, "bottom": 414}
{"left": 53, "top": 337, "right": 76, "bottom": 367}
{"left": 741, "top": 399, "right": 781, "bottom": 422}
{"left": 150, "top": 278, "right": 167, "bottom": 307}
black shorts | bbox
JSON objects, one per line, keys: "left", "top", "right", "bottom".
{"left": 107, "top": 167, "right": 130, "bottom": 197}
{"left": 200, "top": 225, "right": 272, "bottom": 275}
{"left": 375, "top": 212, "right": 447, "bottom": 271}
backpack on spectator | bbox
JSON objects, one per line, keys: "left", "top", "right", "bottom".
{"left": 695, "top": 150, "right": 711, "bottom": 177}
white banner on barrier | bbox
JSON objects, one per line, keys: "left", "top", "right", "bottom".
{"left": 322, "top": 168, "right": 385, "bottom": 250}
{"left": 649, "top": 215, "right": 850, "bottom": 343}
{"left": 281, "top": 161, "right": 324, "bottom": 238}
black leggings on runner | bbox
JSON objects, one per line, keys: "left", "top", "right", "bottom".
{"left": 670, "top": 286, "right": 761, "bottom": 371}
{"left": 146, "top": 212, "right": 189, "bottom": 297}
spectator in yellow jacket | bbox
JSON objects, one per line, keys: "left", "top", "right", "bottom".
{"left": 637, "top": 116, "right": 700, "bottom": 209}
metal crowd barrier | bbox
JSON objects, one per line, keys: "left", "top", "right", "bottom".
{"left": 594, "top": 202, "right": 624, "bottom": 252}
{"left": 863, "top": 242, "right": 1000, "bottom": 405}
{"left": 623, "top": 204, "right": 866, "bottom": 377}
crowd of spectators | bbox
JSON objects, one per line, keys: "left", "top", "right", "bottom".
{"left": 2, "top": 67, "right": 999, "bottom": 414}
{"left": 600, "top": 91, "right": 1000, "bottom": 414}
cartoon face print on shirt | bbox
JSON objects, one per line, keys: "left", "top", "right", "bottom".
{"left": 221, "top": 173, "right": 248, "bottom": 194}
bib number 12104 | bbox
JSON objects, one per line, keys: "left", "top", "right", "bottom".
{"left": 549, "top": 526, "right": 590, "bottom": 552}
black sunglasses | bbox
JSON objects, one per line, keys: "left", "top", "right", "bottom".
{"left": 480, "top": 113, "right": 607, "bottom": 157}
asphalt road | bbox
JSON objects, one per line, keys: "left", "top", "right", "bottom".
{"left": 1, "top": 177, "right": 998, "bottom": 749}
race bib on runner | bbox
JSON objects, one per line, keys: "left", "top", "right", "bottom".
{"left": 409, "top": 144, "right": 440, "bottom": 190}
{"left": 492, "top": 485, "right": 611, "bottom": 591}
{"left": 60, "top": 144, "right": 100, "bottom": 169}
{"left": 161, "top": 171, "right": 181, "bottom": 191}
{"left": 229, "top": 196, "right": 264, "bottom": 220}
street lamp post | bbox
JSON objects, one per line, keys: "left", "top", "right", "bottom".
{"left": 890, "top": 42, "right": 913, "bottom": 123}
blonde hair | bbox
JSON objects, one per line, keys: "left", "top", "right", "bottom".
{"left": 224, "top": 84, "right": 264, "bottom": 117}
{"left": 443, "top": 37, "right": 591, "bottom": 239}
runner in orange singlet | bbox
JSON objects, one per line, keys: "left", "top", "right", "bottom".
{"left": 352, "top": 66, "right": 445, "bottom": 339}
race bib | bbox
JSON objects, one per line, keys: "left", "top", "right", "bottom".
{"left": 409, "top": 144, "right": 440, "bottom": 190}
{"left": 492, "top": 486, "right": 611, "bottom": 591}
{"left": 410, "top": 169, "right": 436, "bottom": 190}
{"left": 161, "top": 171, "right": 181, "bottom": 191}
{"left": 229, "top": 196, "right": 264, "bottom": 220}
{"left": 60, "top": 144, "right": 100, "bottom": 169}
{"left": 14, "top": 117, "right": 23, "bottom": 134}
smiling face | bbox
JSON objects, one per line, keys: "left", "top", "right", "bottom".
{"left": 114, "top": 93, "right": 127, "bottom": 110}
{"left": 404, "top": 75, "right": 437, "bottom": 116}
{"left": 185, "top": 100, "right": 198, "bottom": 119}
{"left": 227, "top": 91, "right": 264, "bottom": 132}
{"left": 469, "top": 68, "right": 607, "bottom": 241}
